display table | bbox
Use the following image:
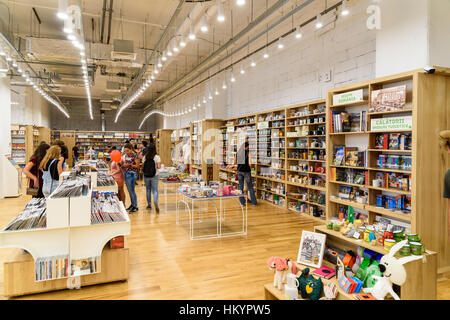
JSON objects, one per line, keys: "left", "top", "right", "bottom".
{"left": 176, "top": 190, "right": 247, "bottom": 240}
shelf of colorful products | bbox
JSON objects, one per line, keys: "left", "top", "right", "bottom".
{"left": 10, "top": 126, "right": 26, "bottom": 168}
{"left": 327, "top": 79, "right": 414, "bottom": 227}
{"left": 74, "top": 131, "right": 152, "bottom": 158}
{"left": 256, "top": 108, "right": 287, "bottom": 208}
{"left": 0, "top": 173, "right": 130, "bottom": 282}
{"left": 284, "top": 101, "right": 327, "bottom": 220}
{"left": 191, "top": 122, "right": 203, "bottom": 169}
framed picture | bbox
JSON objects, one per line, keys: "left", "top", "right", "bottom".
{"left": 297, "top": 231, "right": 327, "bottom": 268}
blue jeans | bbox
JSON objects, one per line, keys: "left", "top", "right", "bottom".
{"left": 144, "top": 175, "right": 159, "bottom": 206}
{"left": 237, "top": 171, "right": 257, "bottom": 205}
{"left": 124, "top": 171, "right": 138, "bottom": 208}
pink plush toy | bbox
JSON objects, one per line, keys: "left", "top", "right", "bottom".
{"left": 267, "top": 256, "right": 289, "bottom": 290}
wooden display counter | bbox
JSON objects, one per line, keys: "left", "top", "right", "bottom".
{"left": 3, "top": 247, "right": 129, "bottom": 298}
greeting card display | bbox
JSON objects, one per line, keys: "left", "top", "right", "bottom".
{"left": 297, "top": 231, "right": 326, "bottom": 268}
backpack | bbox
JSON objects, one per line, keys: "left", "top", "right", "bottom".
{"left": 42, "top": 159, "right": 59, "bottom": 197}
{"left": 143, "top": 157, "right": 156, "bottom": 178}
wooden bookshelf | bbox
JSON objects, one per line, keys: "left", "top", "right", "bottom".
{"left": 155, "top": 129, "right": 173, "bottom": 167}
{"left": 326, "top": 68, "right": 450, "bottom": 274}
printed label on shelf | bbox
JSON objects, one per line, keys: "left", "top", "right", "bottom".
{"left": 371, "top": 116, "right": 412, "bottom": 131}
{"left": 333, "top": 89, "right": 364, "bottom": 106}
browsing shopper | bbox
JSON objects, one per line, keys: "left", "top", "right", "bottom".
{"left": 23, "top": 142, "right": 50, "bottom": 198}
{"left": 39, "top": 145, "right": 64, "bottom": 197}
{"left": 440, "top": 130, "right": 450, "bottom": 243}
{"left": 72, "top": 142, "right": 80, "bottom": 166}
{"left": 236, "top": 137, "right": 257, "bottom": 206}
{"left": 108, "top": 156, "right": 126, "bottom": 204}
{"left": 143, "top": 143, "right": 162, "bottom": 213}
{"left": 121, "top": 143, "right": 140, "bottom": 213}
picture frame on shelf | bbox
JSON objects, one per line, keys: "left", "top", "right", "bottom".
{"left": 297, "top": 230, "right": 326, "bottom": 269}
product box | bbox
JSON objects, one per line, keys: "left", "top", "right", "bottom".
{"left": 110, "top": 236, "right": 124, "bottom": 249}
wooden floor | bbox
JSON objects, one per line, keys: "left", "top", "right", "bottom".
{"left": 0, "top": 181, "right": 449, "bottom": 300}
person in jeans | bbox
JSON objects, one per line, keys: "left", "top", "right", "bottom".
{"left": 39, "top": 145, "right": 64, "bottom": 197}
{"left": 72, "top": 142, "right": 80, "bottom": 166}
{"left": 121, "top": 143, "right": 140, "bottom": 213}
{"left": 143, "top": 143, "right": 162, "bottom": 212}
{"left": 236, "top": 137, "right": 257, "bottom": 206}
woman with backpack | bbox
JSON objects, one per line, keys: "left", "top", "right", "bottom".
{"left": 121, "top": 143, "right": 140, "bottom": 213}
{"left": 143, "top": 143, "right": 161, "bottom": 213}
{"left": 39, "top": 145, "right": 64, "bottom": 197}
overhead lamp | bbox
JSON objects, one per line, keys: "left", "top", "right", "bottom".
{"left": 162, "top": 52, "right": 167, "bottom": 61}
{"left": 240, "top": 67, "right": 245, "bottom": 74}
{"left": 189, "top": 107, "right": 192, "bottom": 112}
{"left": 180, "top": 37, "right": 187, "bottom": 47}
{"left": 151, "top": 74, "right": 155, "bottom": 80}
{"left": 154, "top": 68, "right": 159, "bottom": 74}
{"left": 0, "top": 48, "right": 5, "bottom": 56}
{"left": 6, "top": 55, "right": 12, "bottom": 62}
{"left": 12, "top": 60, "right": 17, "bottom": 67}
{"left": 222, "top": 81, "right": 227, "bottom": 89}
{"left": 315, "top": 13, "right": 323, "bottom": 29}
{"left": 57, "top": 0, "right": 69, "bottom": 20}
{"left": 157, "top": 58, "right": 163, "bottom": 68}
{"left": 215, "top": 88, "right": 219, "bottom": 95}
{"left": 217, "top": 1, "right": 225, "bottom": 22}
{"left": 193, "top": 104, "right": 196, "bottom": 110}
{"left": 231, "top": 73, "right": 236, "bottom": 82}
{"left": 208, "top": 92, "right": 213, "bottom": 100}
{"left": 295, "top": 26, "right": 303, "bottom": 39}
{"left": 189, "top": 24, "right": 196, "bottom": 40}
{"left": 200, "top": 16, "right": 208, "bottom": 33}
{"left": 277, "top": 37, "right": 284, "bottom": 49}
{"left": 172, "top": 39, "right": 179, "bottom": 52}
{"left": 341, "top": 0, "right": 349, "bottom": 16}
{"left": 236, "top": 0, "right": 246, "bottom": 6}
{"left": 203, "top": 97, "right": 207, "bottom": 104}
{"left": 197, "top": 100, "right": 201, "bottom": 107}
{"left": 251, "top": 60, "right": 256, "bottom": 67}
{"left": 263, "top": 48, "right": 269, "bottom": 59}
{"left": 80, "top": 50, "right": 85, "bottom": 56}
{"left": 167, "top": 45, "right": 173, "bottom": 56}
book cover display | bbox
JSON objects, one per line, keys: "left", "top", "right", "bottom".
{"left": 370, "top": 85, "right": 407, "bottom": 113}
{"left": 297, "top": 231, "right": 326, "bottom": 268}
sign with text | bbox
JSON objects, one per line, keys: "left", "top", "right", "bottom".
{"left": 257, "top": 121, "right": 269, "bottom": 129}
{"left": 371, "top": 116, "right": 412, "bottom": 131}
{"left": 333, "top": 89, "right": 364, "bottom": 106}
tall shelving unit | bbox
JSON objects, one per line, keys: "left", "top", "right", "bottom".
{"left": 170, "top": 126, "right": 190, "bottom": 167}
{"left": 285, "top": 100, "right": 327, "bottom": 222}
{"left": 10, "top": 124, "right": 26, "bottom": 168}
{"left": 155, "top": 129, "right": 173, "bottom": 167}
{"left": 218, "top": 114, "right": 257, "bottom": 190}
{"left": 190, "top": 119, "right": 223, "bottom": 181}
{"left": 326, "top": 68, "right": 450, "bottom": 274}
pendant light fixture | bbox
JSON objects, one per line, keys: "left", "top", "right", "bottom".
{"left": 162, "top": 51, "right": 167, "bottom": 61}
{"left": 341, "top": 0, "right": 349, "bottom": 16}
{"left": 251, "top": 60, "right": 256, "bottom": 67}
{"left": 57, "top": 0, "right": 69, "bottom": 20}
{"left": 236, "top": 0, "right": 245, "bottom": 6}
{"left": 315, "top": 13, "right": 323, "bottom": 29}
{"left": 189, "top": 22, "right": 196, "bottom": 40}
{"left": 172, "top": 38, "right": 179, "bottom": 53}
{"left": 157, "top": 57, "right": 163, "bottom": 68}
{"left": 240, "top": 66, "right": 245, "bottom": 74}
{"left": 200, "top": 16, "right": 208, "bottom": 33}
{"left": 180, "top": 36, "right": 186, "bottom": 47}
{"left": 230, "top": 71, "right": 236, "bottom": 82}
{"left": 167, "top": 43, "right": 173, "bottom": 56}
{"left": 217, "top": 1, "right": 225, "bottom": 22}
{"left": 222, "top": 80, "right": 227, "bottom": 90}
{"left": 277, "top": 37, "right": 284, "bottom": 49}
{"left": 295, "top": 26, "right": 302, "bottom": 39}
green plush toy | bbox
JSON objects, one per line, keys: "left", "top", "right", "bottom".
{"left": 364, "top": 261, "right": 383, "bottom": 288}
{"left": 297, "top": 268, "right": 323, "bottom": 300}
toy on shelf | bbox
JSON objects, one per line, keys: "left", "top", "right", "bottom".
{"left": 363, "top": 240, "right": 425, "bottom": 300}
{"left": 297, "top": 267, "right": 323, "bottom": 300}
{"left": 267, "top": 256, "right": 288, "bottom": 290}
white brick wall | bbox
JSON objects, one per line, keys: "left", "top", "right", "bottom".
{"left": 163, "top": 0, "right": 375, "bottom": 129}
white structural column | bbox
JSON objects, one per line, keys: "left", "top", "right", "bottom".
{"left": 376, "top": 0, "right": 450, "bottom": 77}
{"left": 0, "top": 76, "right": 11, "bottom": 199}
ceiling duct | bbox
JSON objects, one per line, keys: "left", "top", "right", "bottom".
{"left": 106, "top": 80, "right": 121, "bottom": 92}
{"left": 111, "top": 39, "right": 136, "bottom": 61}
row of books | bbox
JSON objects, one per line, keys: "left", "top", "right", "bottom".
{"left": 35, "top": 255, "right": 69, "bottom": 281}
{"left": 71, "top": 256, "right": 101, "bottom": 276}
{"left": 3, "top": 198, "right": 47, "bottom": 231}
{"left": 331, "top": 111, "right": 367, "bottom": 133}
{"left": 333, "top": 146, "right": 368, "bottom": 167}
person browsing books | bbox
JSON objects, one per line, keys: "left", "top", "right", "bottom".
{"left": 39, "top": 145, "right": 64, "bottom": 197}
{"left": 121, "top": 143, "right": 140, "bottom": 213}
{"left": 143, "top": 143, "right": 161, "bottom": 213}
{"left": 23, "top": 142, "right": 50, "bottom": 198}
{"left": 236, "top": 137, "right": 257, "bottom": 206}
{"left": 440, "top": 130, "right": 450, "bottom": 243}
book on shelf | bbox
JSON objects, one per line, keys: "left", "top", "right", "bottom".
{"left": 333, "top": 145, "right": 345, "bottom": 166}
{"left": 370, "top": 85, "right": 406, "bottom": 113}
{"left": 35, "top": 255, "right": 69, "bottom": 281}
{"left": 331, "top": 111, "right": 367, "bottom": 133}
{"left": 70, "top": 256, "right": 101, "bottom": 276}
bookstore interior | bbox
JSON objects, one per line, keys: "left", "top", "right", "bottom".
{"left": 0, "top": 0, "right": 449, "bottom": 302}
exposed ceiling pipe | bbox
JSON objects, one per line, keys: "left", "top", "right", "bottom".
{"left": 106, "top": 0, "right": 114, "bottom": 45}
{"left": 153, "top": 0, "right": 291, "bottom": 104}
{"left": 100, "top": 0, "right": 107, "bottom": 43}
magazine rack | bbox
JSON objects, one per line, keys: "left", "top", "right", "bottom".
{"left": 0, "top": 181, "right": 130, "bottom": 297}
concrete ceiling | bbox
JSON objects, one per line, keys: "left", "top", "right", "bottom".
{"left": 1, "top": 0, "right": 342, "bottom": 116}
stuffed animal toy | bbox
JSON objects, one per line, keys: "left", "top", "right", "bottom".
{"left": 320, "top": 283, "right": 338, "bottom": 300}
{"left": 298, "top": 268, "right": 323, "bottom": 300}
{"left": 363, "top": 240, "right": 425, "bottom": 300}
{"left": 286, "top": 258, "right": 298, "bottom": 276}
{"left": 267, "top": 256, "right": 288, "bottom": 290}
